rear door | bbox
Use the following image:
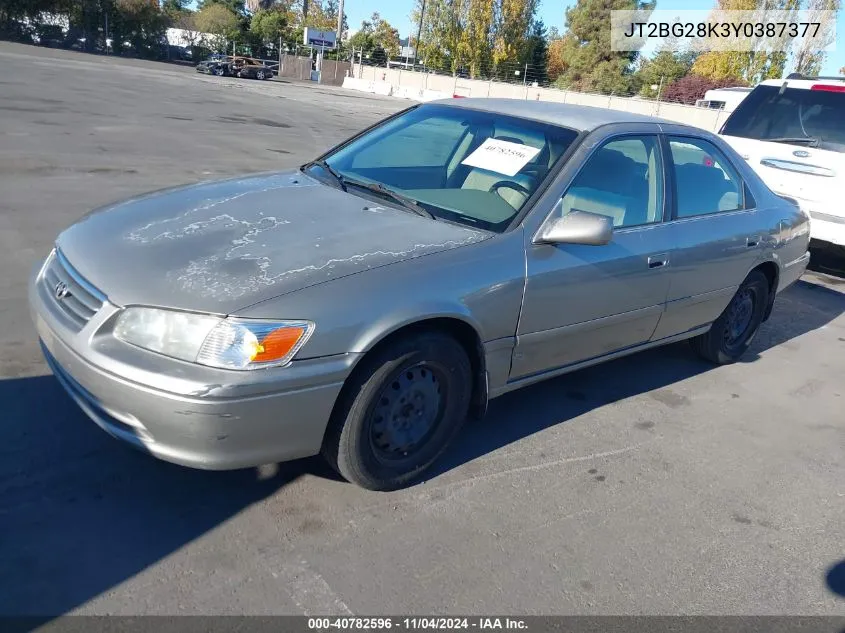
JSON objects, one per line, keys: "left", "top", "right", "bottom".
{"left": 653, "top": 133, "right": 763, "bottom": 340}
{"left": 719, "top": 82, "right": 845, "bottom": 230}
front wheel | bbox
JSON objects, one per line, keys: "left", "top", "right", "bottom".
{"left": 322, "top": 332, "right": 472, "bottom": 491}
{"left": 256, "top": 69, "right": 266, "bottom": 80}
{"left": 214, "top": 67, "right": 225, "bottom": 76}
{"left": 690, "top": 270, "right": 769, "bottom": 364}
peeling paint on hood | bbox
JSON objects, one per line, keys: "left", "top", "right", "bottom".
{"left": 56, "top": 171, "right": 489, "bottom": 314}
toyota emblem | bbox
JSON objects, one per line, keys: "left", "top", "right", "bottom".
{"left": 54, "top": 281, "right": 71, "bottom": 300}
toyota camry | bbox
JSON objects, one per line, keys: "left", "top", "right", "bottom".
{"left": 30, "top": 100, "right": 811, "bottom": 490}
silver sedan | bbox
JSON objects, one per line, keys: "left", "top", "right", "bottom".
{"left": 29, "top": 100, "right": 811, "bottom": 490}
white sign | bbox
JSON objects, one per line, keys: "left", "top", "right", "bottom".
{"left": 304, "top": 28, "right": 337, "bottom": 49}
{"left": 461, "top": 138, "right": 541, "bottom": 177}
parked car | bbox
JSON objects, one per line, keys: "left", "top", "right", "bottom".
{"left": 719, "top": 75, "right": 845, "bottom": 258}
{"left": 196, "top": 54, "right": 230, "bottom": 76}
{"left": 30, "top": 101, "right": 810, "bottom": 490}
{"left": 231, "top": 56, "right": 274, "bottom": 80}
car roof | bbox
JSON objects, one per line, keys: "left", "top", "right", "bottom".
{"left": 759, "top": 77, "right": 845, "bottom": 89}
{"left": 708, "top": 87, "right": 754, "bottom": 93}
{"left": 427, "top": 98, "right": 684, "bottom": 132}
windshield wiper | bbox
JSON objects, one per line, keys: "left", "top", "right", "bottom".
{"left": 763, "top": 136, "right": 820, "bottom": 147}
{"left": 343, "top": 179, "right": 437, "bottom": 220}
{"left": 303, "top": 159, "right": 347, "bottom": 191}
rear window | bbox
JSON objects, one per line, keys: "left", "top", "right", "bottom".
{"left": 721, "top": 85, "right": 845, "bottom": 153}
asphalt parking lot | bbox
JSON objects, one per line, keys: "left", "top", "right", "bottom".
{"left": 1, "top": 42, "right": 844, "bottom": 617}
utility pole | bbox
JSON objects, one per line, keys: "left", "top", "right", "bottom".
{"left": 337, "top": 0, "right": 344, "bottom": 40}
{"left": 302, "top": 0, "right": 309, "bottom": 23}
{"left": 413, "top": 0, "right": 426, "bottom": 68}
{"left": 522, "top": 62, "right": 528, "bottom": 86}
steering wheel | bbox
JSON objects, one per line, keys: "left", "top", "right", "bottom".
{"left": 490, "top": 180, "right": 531, "bottom": 199}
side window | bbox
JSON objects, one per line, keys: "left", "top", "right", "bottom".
{"left": 668, "top": 137, "right": 745, "bottom": 218}
{"left": 560, "top": 135, "right": 664, "bottom": 228}
{"left": 351, "top": 116, "right": 466, "bottom": 169}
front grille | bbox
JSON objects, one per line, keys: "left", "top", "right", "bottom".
{"left": 41, "top": 249, "right": 105, "bottom": 331}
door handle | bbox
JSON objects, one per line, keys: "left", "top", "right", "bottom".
{"left": 746, "top": 237, "right": 759, "bottom": 248}
{"left": 648, "top": 254, "right": 669, "bottom": 269}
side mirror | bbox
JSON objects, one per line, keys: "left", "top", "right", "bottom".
{"left": 534, "top": 210, "right": 613, "bottom": 246}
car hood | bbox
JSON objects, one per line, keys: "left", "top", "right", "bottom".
{"left": 56, "top": 171, "right": 489, "bottom": 315}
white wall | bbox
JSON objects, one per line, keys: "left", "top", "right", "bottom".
{"left": 349, "top": 64, "right": 731, "bottom": 132}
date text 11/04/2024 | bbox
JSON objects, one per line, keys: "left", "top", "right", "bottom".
{"left": 308, "top": 618, "right": 528, "bottom": 630}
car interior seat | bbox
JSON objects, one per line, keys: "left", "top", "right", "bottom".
{"left": 562, "top": 148, "right": 638, "bottom": 226}
{"left": 459, "top": 124, "right": 551, "bottom": 209}
{"left": 674, "top": 163, "right": 737, "bottom": 216}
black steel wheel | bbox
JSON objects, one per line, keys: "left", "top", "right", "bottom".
{"left": 369, "top": 362, "right": 446, "bottom": 462}
{"left": 691, "top": 270, "right": 769, "bottom": 364}
{"left": 322, "top": 332, "right": 472, "bottom": 491}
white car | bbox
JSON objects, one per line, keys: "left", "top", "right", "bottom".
{"left": 719, "top": 75, "right": 844, "bottom": 256}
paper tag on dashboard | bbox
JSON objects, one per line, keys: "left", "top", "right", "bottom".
{"left": 461, "top": 138, "right": 541, "bottom": 177}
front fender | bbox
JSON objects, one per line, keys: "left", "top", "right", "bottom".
{"left": 237, "top": 231, "right": 526, "bottom": 361}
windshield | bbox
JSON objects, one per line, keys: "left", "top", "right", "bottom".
{"left": 721, "top": 85, "right": 845, "bottom": 153}
{"left": 309, "top": 104, "right": 579, "bottom": 232}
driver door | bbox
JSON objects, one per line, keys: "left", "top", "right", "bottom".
{"left": 511, "top": 133, "right": 675, "bottom": 380}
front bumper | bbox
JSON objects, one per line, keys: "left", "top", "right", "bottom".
{"left": 30, "top": 256, "right": 356, "bottom": 471}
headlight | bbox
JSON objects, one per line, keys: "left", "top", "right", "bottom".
{"left": 113, "top": 307, "right": 314, "bottom": 370}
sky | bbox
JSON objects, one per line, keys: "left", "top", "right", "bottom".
{"left": 344, "top": 0, "right": 845, "bottom": 75}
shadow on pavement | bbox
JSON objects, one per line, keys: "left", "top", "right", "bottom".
{"left": 435, "top": 276, "right": 845, "bottom": 477}
{"left": 0, "top": 373, "right": 335, "bottom": 616}
{"left": 827, "top": 559, "right": 845, "bottom": 599}
{"left": 0, "top": 279, "right": 842, "bottom": 617}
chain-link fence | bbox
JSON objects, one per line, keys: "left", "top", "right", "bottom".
{"left": 345, "top": 47, "right": 732, "bottom": 108}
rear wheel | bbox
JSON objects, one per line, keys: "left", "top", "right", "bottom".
{"left": 322, "top": 332, "right": 472, "bottom": 491}
{"left": 691, "top": 270, "right": 769, "bottom": 364}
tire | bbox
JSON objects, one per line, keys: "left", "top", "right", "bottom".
{"left": 322, "top": 332, "right": 472, "bottom": 491}
{"left": 256, "top": 70, "right": 265, "bottom": 80}
{"left": 214, "top": 67, "right": 225, "bottom": 77}
{"left": 690, "top": 270, "right": 769, "bottom": 364}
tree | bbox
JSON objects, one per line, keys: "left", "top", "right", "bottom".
{"left": 413, "top": 0, "right": 461, "bottom": 72}
{"left": 162, "top": 0, "right": 190, "bottom": 18}
{"left": 635, "top": 39, "right": 696, "bottom": 97}
{"left": 547, "top": 35, "right": 566, "bottom": 82}
{"left": 372, "top": 12, "right": 400, "bottom": 56}
{"left": 692, "top": 0, "right": 805, "bottom": 84}
{"left": 493, "top": 0, "right": 538, "bottom": 71}
{"left": 195, "top": 3, "right": 241, "bottom": 50}
{"left": 789, "top": 0, "right": 840, "bottom": 76}
{"left": 554, "top": 0, "right": 656, "bottom": 95}
{"left": 250, "top": 8, "right": 288, "bottom": 43}
{"left": 110, "top": 0, "right": 168, "bottom": 56}
{"left": 347, "top": 12, "right": 399, "bottom": 59}
{"left": 661, "top": 74, "right": 748, "bottom": 104}
{"left": 324, "top": 0, "right": 349, "bottom": 38}
{"left": 524, "top": 19, "right": 548, "bottom": 84}
{"left": 840, "top": 65, "right": 845, "bottom": 75}
{"left": 197, "top": 0, "right": 246, "bottom": 18}
{"left": 457, "top": 0, "right": 494, "bottom": 77}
